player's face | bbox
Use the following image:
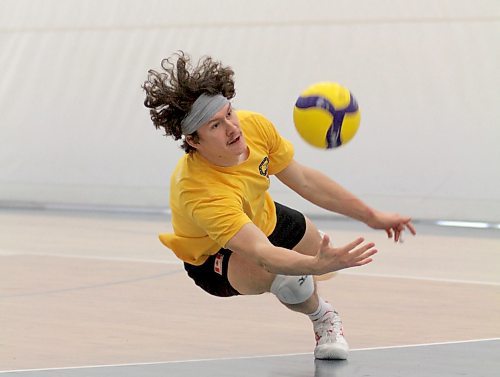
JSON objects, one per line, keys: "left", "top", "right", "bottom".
{"left": 190, "top": 103, "right": 248, "bottom": 166}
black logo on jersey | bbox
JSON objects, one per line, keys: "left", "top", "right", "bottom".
{"left": 259, "top": 157, "right": 269, "bottom": 177}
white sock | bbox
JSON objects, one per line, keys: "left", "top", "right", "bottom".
{"left": 307, "top": 297, "right": 332, "bottom": 322}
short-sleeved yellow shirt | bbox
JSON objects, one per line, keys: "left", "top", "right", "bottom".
{"left": 159, "top": 110, "right": 294, "bottom": 265}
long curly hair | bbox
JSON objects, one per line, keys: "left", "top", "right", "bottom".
{"left": 142, "top": 51, "right": 236, "bottom": 153}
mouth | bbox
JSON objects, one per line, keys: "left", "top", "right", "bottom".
{"left": 227, "top": 135, "right": 241, "bottom": 146}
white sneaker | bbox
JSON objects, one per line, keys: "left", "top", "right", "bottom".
{"left": 313, "top": 309, "right": 349, "bottom": 360}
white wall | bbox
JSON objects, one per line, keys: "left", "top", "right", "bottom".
{"left": 0, "top": 0, "right": 499, "bottom": 221}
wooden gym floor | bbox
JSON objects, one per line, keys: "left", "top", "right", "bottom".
{"left": 0, "top": 208, "right": 499, "bottom": 375}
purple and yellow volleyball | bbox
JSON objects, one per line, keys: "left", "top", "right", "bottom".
{"left": 293, "top": 82, "right": 361, "bottom": 149}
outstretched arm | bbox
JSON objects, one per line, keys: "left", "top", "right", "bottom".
{"left": 275, "top": 160, "right": 416, "bottom": 241}
{"left": 225, "top": 222, "right": 377, "bottom": 276}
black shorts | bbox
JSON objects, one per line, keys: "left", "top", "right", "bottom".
{"left": 183, "top": 202, "right": 307, "bottom": 297}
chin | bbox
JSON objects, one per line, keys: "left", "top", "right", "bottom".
{"left": 236, "top": 140, "right": 248, "bottom": 154}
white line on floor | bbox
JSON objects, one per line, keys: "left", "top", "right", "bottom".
{"left": 0, "top": 249, "right": 181, "bottom": 265}
{"left": 339, "top": 271, "right": 500, "bottom": 287}
{"left": 2, "top": 249, "right": 499, "bottom": 286}
{"left": 1, "top": 338, "right": 498, "bottom": 374}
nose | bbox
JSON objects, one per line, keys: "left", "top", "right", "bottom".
{"left": 224, "top": 119, "right": 238, "bottom": 134}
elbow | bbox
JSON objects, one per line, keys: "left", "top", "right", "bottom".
{"left": 260, "top": 260, "right": 275, "bottom": 274}
{"left": 253, "top": 248, "right": 280, "bottom": 274}
{"left": 255, "top": 253, "right": 275, "bottom": 274}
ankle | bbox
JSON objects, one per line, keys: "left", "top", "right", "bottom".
{"left": 308, "top": 297, "right": 333, "bottom": 322}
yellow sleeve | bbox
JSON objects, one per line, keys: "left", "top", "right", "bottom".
{"left": 256, "top": 115, "right": 295, "bottom": 175}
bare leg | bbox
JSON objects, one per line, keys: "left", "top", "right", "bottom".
{"left": 227, "top": 217, "right": 348, "bottom": 359}
{"left": 227, "top": 216, "right": 323, "bottom": 312}
{"left": 277, "top": 217, "right": 322, "bottom": 313}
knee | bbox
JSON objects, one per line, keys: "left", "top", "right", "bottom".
{"left": 270, "top": 274, "right": 315, "bottom": 304}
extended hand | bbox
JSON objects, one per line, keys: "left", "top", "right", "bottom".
{"left": 366, "top": 210, "right": 417, "bottom": 242}
{"left": 315, "top": 234, "right": 377, "bottom": 274}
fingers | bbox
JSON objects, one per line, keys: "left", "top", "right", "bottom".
{"left": 349, "top": 242, "right": 377, "bottom": 267}
{"left": 394, "top": 225, "right": 403, "bottom": 242}
{"left": 392, "top": 220, "right": 416, "bottom": 243}
{"left": 405, "top": 220, "right": 417, "bottom": 235}
{"left": 318, "top": 237, "right": 377, "bottom": 272}
{"left": 349, "top": 241, "right": 376, "bottom": 258}
{"left": 321, "top": 233, "right": 331, "bottom": 247}
{"left": 343, "top": 237, "right": 365, "bottom": 251}
{"left": 341, "top": 240, "right": 377, "bottom": 265}
{"left": 353, "top": 250, "right": 377, "bottom": 266}
{"left": 396, "top": 230, "right": 402, "bottom": 242}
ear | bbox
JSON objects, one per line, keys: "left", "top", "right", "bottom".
{"left": 185, "top": 135, "right": 199, "bottom": 149}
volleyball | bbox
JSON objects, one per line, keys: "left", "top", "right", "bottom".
{"left": 293, "top": 82, "right": 361, "bottom": 149}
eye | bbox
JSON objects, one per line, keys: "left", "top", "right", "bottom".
{"left": 211, "top": 123, "right": 219, "bottom": 129}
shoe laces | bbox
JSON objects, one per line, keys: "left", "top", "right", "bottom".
{"left": 314, "top": 310, "right": 344, "bottom": 344}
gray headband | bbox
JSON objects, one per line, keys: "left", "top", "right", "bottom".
{"left": 181, "top": 94, "right": 229, "bottom": 135}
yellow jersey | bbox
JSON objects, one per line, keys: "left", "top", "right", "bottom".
{"left": 159, "top": 110, "right": 294, "bottom": 265}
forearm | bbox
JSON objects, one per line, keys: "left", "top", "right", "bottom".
{"left": 254, "top": 235, "right": 376, "bottom": 276}
{"left": 256, "top": 244, "right": 319, "bottom": 275}
{"left": 299, "top": 167, "right": 374, "bottom": 223}
{"left": 226, "top": 223, "right": 320, "bottom": 275}
{"left": 226, "top": 223, "right": 377, "bottom": 276}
